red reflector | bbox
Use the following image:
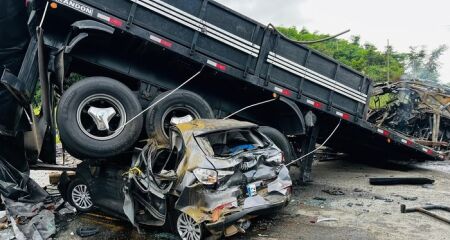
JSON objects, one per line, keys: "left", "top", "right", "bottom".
{"left": 207, "top": 60, "right": 227, "bottom": 71}
{"left": 282, "top": 89, "right": 292, "bottom": 96}
{"left": 160, "top": 39, "right": 173, "bottom": 48}
{"left": 274, "top": 87, "right": 291, "bottom": 96}
{"left": 422, "top": 147, "right": 433, "bottom": 154}
{"left": 336, "top": 111, "right": 350, "bottom": 120}
{"left": 150, "top": 35, "right": 173, "bottom": 48}
{"left": 377, "top": 129, "right": 389, "bottom": 136}
{"left": 110, "top": 18, "right": 123, "bottom": 27}
{"left": 402, "top": 139, "right": 413, "bottom": 145}
{"left": 306, "top": 99, "right": 322, "bottom": 109}
{"left": 216, "top": 63, "right": 227, "bottom": 71}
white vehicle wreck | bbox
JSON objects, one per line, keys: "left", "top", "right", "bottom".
{"left": 59, "top": 119, "right": 292, "bottom": 239}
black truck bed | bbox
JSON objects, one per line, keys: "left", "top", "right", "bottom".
{"left": 49, "top": 0, "right": 443, "bottom": 160}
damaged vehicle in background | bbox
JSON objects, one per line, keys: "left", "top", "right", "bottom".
{"left": 59, "top": 119, "right": 292, "bottom": 239}
{"left": 369, "top": 80, "right": 450, "bottom": 157}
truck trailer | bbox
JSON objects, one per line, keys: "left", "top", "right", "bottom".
{"left": 0, "top": 0, "right": 444, "bottom": 172}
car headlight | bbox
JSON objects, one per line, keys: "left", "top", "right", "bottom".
{"left": 265, "top": 152, "right": 284, "bottom": 164}
{"left": 193, "top": 169, "right": 234, "bottom": 185}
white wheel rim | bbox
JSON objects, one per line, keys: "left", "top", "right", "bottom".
{"left": 71, "top": 184, "right": 93, "bottom": 210}
{"left": 161, "top": 106, "right": 201, "bottom": 139}
{"left": 177, "top": 213, "right": 202, "bottom": 240}
{"left": 76, "top": 94, "right": 127, "bottom": 141}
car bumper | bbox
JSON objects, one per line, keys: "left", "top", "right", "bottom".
{"left": 204, "top": 193, "right": 289, "bottom": 232}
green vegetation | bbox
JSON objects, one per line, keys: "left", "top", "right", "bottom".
{"left": 276, "top": 27, "right": 405, "bottom": 82}
{"left": 403, "top": 45, "right": 448, "bottom": 82}
{"left": 369, "top": 93, "right": 393, "bottom": 110}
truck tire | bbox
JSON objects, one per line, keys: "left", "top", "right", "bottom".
{"left": 259, "top": 126, "right": 295, "bottom": 163}
{"left": 145, "top": 90, "right": 214, "bottom": 145}
{"left": 57, "top": 77, "right": 143, "bottom": 159}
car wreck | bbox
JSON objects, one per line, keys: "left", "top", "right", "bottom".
{"left": 59, "top": 119, "right": 292, "bottom": 239}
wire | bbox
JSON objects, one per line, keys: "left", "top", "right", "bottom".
{"left": 286, "top": 119, "right": 342, "bottom": 167}
{"left": 115, "top": 65, "right": 204, "bottom": 132}
{"left": 223, "top": 98, "right": 278, "bottom": 119}
{"left": 39, "top": 2, "right": 49, "bottom": 28}
{"left": 267, "top": 24, "right": 350, "bottom": 45}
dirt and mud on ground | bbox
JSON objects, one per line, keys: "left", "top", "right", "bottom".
{"left": 31, "top": 159, "right": 450, "bottom": 240}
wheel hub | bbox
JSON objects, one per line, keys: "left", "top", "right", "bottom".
{"left": 87, "top": 106, "right": 117, "bottom": 131}
{"left": 177, "top": 213, "right": 202, "bottom": 240}
{"left": 161, "top": 106, "right": 200, "bottom": 139}
{"left": 76, "top": 94, "right": 126, "bottom": 141}
{"left": 72, "top": 184, "right": 93, "bottom": 210}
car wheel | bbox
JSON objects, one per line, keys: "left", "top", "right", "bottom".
{"left": 145, "top": 90, "right": 214, "bottom": 146}
{"left": 57, "top": 77, "right": 143, "bottom": 159}
{"left": 67, "top": 178, "right": 93, "bottom": 212}
{"left": 176, "top": 212, "right": 204, "bottom": 240}
{"left": 259, "top": 126, "right": 295, "bottom": 163}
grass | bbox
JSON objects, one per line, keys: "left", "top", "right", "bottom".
{"left": 369, "top": 94, "right": 393, "bottom": 110}
{"left": 33, "top": 105, "right": 61, "bottom": 144}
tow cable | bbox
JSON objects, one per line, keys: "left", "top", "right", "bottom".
{"left": 114, "top": 65, "right": 205, "bottom": 132}
{"left": 286, "top": 119, "right": 341, "bottom": 167}
{"left": 220, "top": 93, "right": 342, "bottom": 167}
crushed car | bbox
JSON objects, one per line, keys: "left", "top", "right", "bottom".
{"left": 59, "top": 119, "right": 292, "bottom": 239}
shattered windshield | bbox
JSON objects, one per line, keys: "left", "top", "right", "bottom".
{"left": 196, "top": 129, "right": 269, "bottom": 157}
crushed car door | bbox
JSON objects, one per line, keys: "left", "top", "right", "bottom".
{"left": 123, "top": 136, "right": 180, "bottom": 227}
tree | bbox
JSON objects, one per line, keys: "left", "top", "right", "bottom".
{"left": 403, "top": 45, "right": 447, "bottom": 82}
{"left": 276, "top": 27, "right": 405, "bottom": 82}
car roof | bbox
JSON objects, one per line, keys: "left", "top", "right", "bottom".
{"left": 175, "top": 119, "right": 258, "bottom": 136}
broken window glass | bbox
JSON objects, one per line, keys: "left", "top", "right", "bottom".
{"left": 196, "top": 129, "right": 269, "bottom": 157}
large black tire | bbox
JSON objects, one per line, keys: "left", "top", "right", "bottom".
{"left": 57, "top": 77, "right": 143, "bottom": 159}
{"left": 259, "top": 126, "right": 295, "bottom": 163}
{"left": 145, "top": 90, "right": 214, "bottom": 145}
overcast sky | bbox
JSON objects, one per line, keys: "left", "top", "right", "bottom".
{"left": 216, "top": 0, "right": 450, "bottom": 83}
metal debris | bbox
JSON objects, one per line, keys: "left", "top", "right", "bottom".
{"left": 392, "top": 194, "right": 418, "bottom": 201}
{"left": 316, "top": 217, "right": 338, "bottom": 223}
{"left": 322, "top": 188, "right": 345, "bottom": 195}
{"left": 2, "top": 198, "right": 56, "bottom": 240}
{"left": 313, "top": 197, "right": 327, "bottom": 201}
{"left": 76, "top": 227, "right": 99, "bottom": 238}
{"left": 373, "top": 195, "right": 394, "bottom": 202}
{"left": 369, "top": 80, "right": 450, "bottom": 156}
{"left": 401, "top": 204, "right": 450, "bottom": 224}
{"left": 369, "top": 177, "right": 434, "bottom": 185}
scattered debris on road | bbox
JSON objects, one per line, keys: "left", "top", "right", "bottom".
{"left": 373, "top": 195, "right": 394, "bottom": 202}
{"left": 369, "top": 177, "right": 435, "bottom": 185}
{"left": 76, "top": 226, "right": 99, "bottom": 238}
{"left": 315, "top": 217, "right": 338, "bottom": 223}
{"left": 392, "top": 194, "right": 418, "bottom": 201}
{"left": 401, "top": 204, "right": 450, "bottom": 224}
{"left": 322, "top": 188, "right": 345, "bottom": 195}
